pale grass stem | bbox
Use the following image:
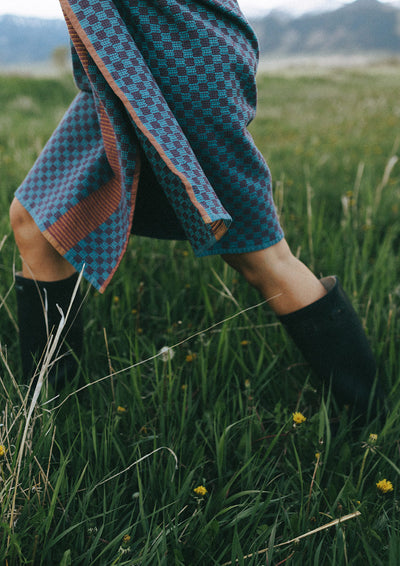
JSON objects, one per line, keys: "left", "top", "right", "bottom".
{"left": 7, "top": 269, "right": 84, "bottom": 547}
{"left": 374, "top": 154, "right": 399, "bottom": 209}
{"left": 306, "top": 451, "right": 321, "bottom": 515}
{"left": 221, "top": 511, "right": 361, "bottom": 565}
{"left": 47, "top": 295, "right": 279, "bottom": 412}
{"left": 92, "top": 446, "right": 178, "bottom": 490}
{"left": 210, "top": 267, "right": 280, "bottom": 355}
{"left": 306, "top": 181, "right": 315, "bottom": 272}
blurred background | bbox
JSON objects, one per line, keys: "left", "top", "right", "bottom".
{"left": 1, "top": 0, "right": 400, "bottom": 74}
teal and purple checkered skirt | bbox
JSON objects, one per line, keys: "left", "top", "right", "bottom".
{"left": 15, "top": 0, "right": 283, "bottom": 291}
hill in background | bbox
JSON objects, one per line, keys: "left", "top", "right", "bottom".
{"left": 0, "top": 0, "right": 400, "bottom": 69}
{"left": 251, "top": 0, "right": 400, "bottom": 56}
{"left": 0, "top": 15, "right": 69, "bottom": 66}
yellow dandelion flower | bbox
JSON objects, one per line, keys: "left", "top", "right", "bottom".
{"left": 182, "top": 250, "right": 189, "bottom": 257}
{"left": 369, "top": 433, "right": 378, "bottom": 445}
{"left": 194, "top": 485, "right": 207, "bottom": 497}
{"left": 293, "top": 412, "right": 307, "bottom": 425}
{"left": 0, "top": 445, "right": 6, "bottom": 458}
{"left": 240, "top": 340, "right": 250, "bottom": 346}
{"left": 131, "top": 308, "right": 138, "bottom": 315}
{"left": 181, "top": 384, "right": 188, "bottom": 391}
{"left": 186, "top": 353, "right": 197, "bottom": 363}
{"left": 123, "top": 534, "right": 131, "bottom": 544}
{"left": 244, "top": 379, "right": 251, "bottom": 388}
{"left": 376, "top": 479, "right": 394, "bottom": 494}
{"left": 113, "top": 296, "right": 120, "bottom": 304}
{"left": 137, "top": 328, "right": 143, "bottom": 334}
{"left": 117, "top": 406, "right": 127, "bottom": 414}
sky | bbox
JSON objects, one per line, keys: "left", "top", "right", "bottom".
{"left": 0, "top": 0, "right": 396, "bottom": 19}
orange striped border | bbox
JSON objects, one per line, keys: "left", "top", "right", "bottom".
{"left": 59, "top": 0, "right": 229, "bottom": 242}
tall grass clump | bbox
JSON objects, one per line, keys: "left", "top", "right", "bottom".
{"left": 1, "top": 63, "right": 400, "bottom": 564}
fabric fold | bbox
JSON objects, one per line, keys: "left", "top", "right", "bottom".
{"left": 15, "top": 0, "right": 284, "bottom": 291}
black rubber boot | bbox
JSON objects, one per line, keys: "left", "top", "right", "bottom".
{"left": 15, "top": 272, "right": 83, "bottom": 389}
{"left": 278, "top": 276, "right": 383, "bottom": 419}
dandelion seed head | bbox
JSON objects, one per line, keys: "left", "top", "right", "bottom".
{"left": 159, "top": 346, "right": 175, "bottom": 362}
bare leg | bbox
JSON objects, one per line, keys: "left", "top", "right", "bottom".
{"left": 222, "top": 240, "right": 384, "bottom": 417}
{"left": 221, "top": 239, "right": 326, "bottom": 316}
{"left": 10, "top": 197, "right": 76, "bottom": 281}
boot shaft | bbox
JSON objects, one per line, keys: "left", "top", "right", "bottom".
{"left": 279, "top": 276, "right": 382, "bottom": 418}
{"left": 15, "top": 272, "right": 83, "bottom": 386}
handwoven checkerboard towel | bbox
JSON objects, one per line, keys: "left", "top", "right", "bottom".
{"left": 15, "top": 0, "right": 283, "bottom": 291}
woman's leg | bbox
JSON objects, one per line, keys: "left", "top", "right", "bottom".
{"left": 221, "top": 239, "right": 326, "bottom": 316}
{"left": 10, "top": 198, "right": 76, "bottom": 281}
{"left": 222, "top": 239, "right": 383, "bottom": 418}
{"left": 10, "top": 198, "right": 82, "bottom": 386}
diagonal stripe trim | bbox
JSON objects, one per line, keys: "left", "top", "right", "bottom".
{"left": 44, "top": 175, "right": 122, "bottom": 251}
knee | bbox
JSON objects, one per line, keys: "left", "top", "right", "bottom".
{"left": 10, "top": 198, "right": 38, "bottom": 243}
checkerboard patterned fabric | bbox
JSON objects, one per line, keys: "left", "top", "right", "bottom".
{"left": 15, "top": 0, "right": 284, "bottom": 291}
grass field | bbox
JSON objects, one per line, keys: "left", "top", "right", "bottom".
{"left": 1, "top": 62, "right": 400, "bottom": 565}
